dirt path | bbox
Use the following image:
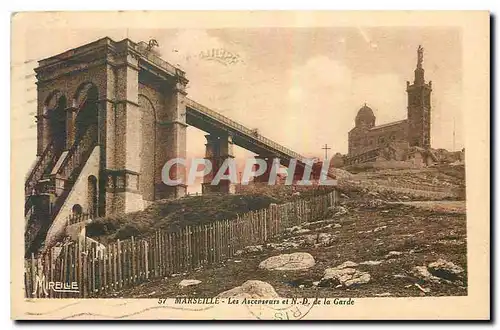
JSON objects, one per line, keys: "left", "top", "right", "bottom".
{"left": 391, "top": 201, "right": 466, "bottom": 214}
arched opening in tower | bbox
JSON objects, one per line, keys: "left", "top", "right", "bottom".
{"left": 48, "top": 95, "right": 67, "bottom": 156}
{"left": 74, "top": 84, "right": 99, "bottom": 142}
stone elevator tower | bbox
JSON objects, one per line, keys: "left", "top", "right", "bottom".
{"left": 32, "top": 38, "right": 189, "bottom": 248}
{"left": 406, "top": 45, "right": 432, "bottom": 148}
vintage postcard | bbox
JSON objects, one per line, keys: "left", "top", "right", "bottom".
{"left": 11, "top": 11, "right": 490, "bottom": 320}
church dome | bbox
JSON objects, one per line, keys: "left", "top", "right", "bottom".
{"left": 355, "top": 104, "right": 376, "bottom": 128}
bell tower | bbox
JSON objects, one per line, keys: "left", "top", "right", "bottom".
{"left": 406, "top": 45, "right": 432, "bottom": 148}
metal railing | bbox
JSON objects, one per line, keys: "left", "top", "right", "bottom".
{"left": 186, "top": 98, "right": 337, "bottom": 180}
{"left": 66, "top": 212, "right": 91, "bottom": 226}
{"left": 25, "top": 140, "right": 57, "bottom": 196}
{"left": 56, "top": 125, "right": 98, "bottom": 179}
{"left": 131, "top": 42, "right": 179, "bottom": 76}
{"left": 186, "top": 98, "right": 306, "bottom": 162}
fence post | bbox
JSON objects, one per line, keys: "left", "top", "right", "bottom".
{"left": 91, "top": 242, "right": 97, "bottom": 295}
{"left": 192, "top": 226, "right": 198, "bottom": 269}
{"left": 160, "top": 231, "right": 165, "bottom": 277}
{"left": 102, "top": 246, "right": 107, "bottom": 294}
{"left": 112, "top": 242, "right": 118, "bottom": 289}
{"left": 153, "top": 231, "right": 157, "bottom": 278}
{"left": 215, "top": 222, "right": 220, "bottom": 263}
{"left": 117, "top": 239, "right": 123, "bottom": 289}
{"left": 131, "top": 236, "right": 136, "bottom": 284}
{"left": 157, "top": 230, "right": 162, "bottom": 276}
{"left": 144, "top": 240, "right": 149, "bottom": 280}
{"left": 185, "top": 227, "right": 190, "bottom": 270}
{"left": 202, "top": 225, "right": 207, "bottom": 266}
{"left": 82, "top": 246, "right": 88, "bottom": 298}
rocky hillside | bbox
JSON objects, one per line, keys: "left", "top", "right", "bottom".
{"left": 337, "top": 164, "right": 465, "bottom": 201}
{"left": 103, "top": 193, "right": 467, "bottom": 298}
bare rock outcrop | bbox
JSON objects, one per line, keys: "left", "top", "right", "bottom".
{"left": 335, "top": 261, "right": 359, "bottom": 269}
{"left": 412, "top": 266, "right": 441, "bottom": 283}
{"left": 427, "top": 259, "right": 464, "bottom": 281}
{"left": 179, "top": 279, "right": 201, "bottom": 287}
{"left": 259, "top": 252, "right": 315, "bottom": 271}
{"left": 266, "top": 242, "right": 300, "bottom": 251}
{"left": 319, "top": 261, "right": 371, "bottom": 288}
{"left": 301, "top": 233, "right": 336, "bottom": 247}
{"left": 412, "top": 259, "right": 464, "bottom": 284}
{"left": 245, "top": 245, "right": 264, "bottom": 253}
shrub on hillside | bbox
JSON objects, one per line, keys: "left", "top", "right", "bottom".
{"left": 86, "top": 194, "right": 281, "bottom": 242}
{"left": 114, "top": 224, "right": 141, "bottom": 240}
{"left": 86, "top": 220, "right": 119, "bottom": 238}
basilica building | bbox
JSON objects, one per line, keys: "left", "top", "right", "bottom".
{"left": 345, "top": 46, "right": 435, "bottom": 166}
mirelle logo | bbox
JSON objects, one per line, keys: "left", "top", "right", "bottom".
{"left": 32, "top": 274, "right": 80, "bottom": 296}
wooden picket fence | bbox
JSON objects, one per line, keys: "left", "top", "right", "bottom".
{"left": 25, "top": 190, "right": 336, "bottom": 298}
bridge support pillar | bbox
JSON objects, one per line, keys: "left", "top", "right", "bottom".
{"left": 202, "top": 134, "right": 236, "bottom": 194}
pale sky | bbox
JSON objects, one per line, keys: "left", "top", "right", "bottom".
{"left": 13, "top": 27, "right": 463, "bottom": 192}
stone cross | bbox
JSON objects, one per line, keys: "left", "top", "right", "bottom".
{"left": 322, "top": 144, "right": 331, "bottom": 160}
